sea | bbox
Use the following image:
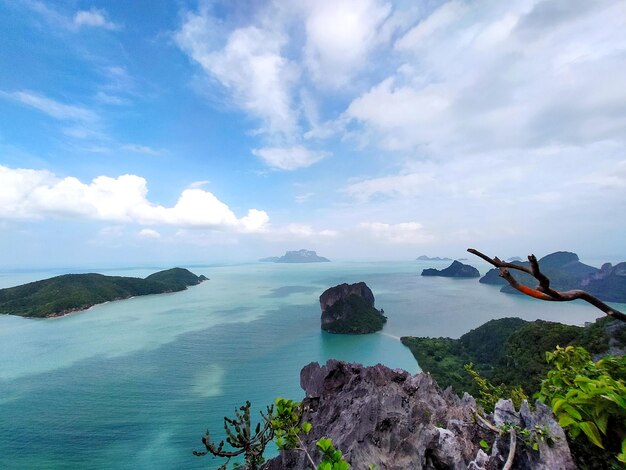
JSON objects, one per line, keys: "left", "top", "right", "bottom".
{"left": 0, "top": 260, "right": 622, "bottom": 469}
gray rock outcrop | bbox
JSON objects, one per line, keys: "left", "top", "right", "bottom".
{"left": 265, "top": 360, "right": 574, "bottom": 469}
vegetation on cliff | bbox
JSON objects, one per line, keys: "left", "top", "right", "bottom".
{"left": 401, "top": 316, "right": 622, "bottom": 397}
{"left": 321, "top": 294, "right": 386, "bottom": 334}
{"left": 319, "top": 282, "right": 386, "bottom": 334}
{"left": 0, "top": 267, "right": 207, "bottom": 318}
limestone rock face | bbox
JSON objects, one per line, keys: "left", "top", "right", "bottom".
{"left": 319, "top": 282, "right": 375, "bottom": 312}
{"left": 319, "top": 283, "right": 385, "bottom": 334}
{"left": 264, "top": 361, "right": 575, "bottom": 470}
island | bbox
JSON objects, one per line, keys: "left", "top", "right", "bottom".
{"left": 319, "top": 282, "right": 387, "bottom": 334}
{"left": 0, "top": 267, "right": 208, "bottom": 318}
{"left": 400, "top": 316, "right": 625, "bottom": 397}
{"left": 507, "top": 256, "right": 523, "bottom": 262}
{"left": 259, "top": 249, "right": 330, "bottom": 263}
{"left": 416, "top": 255, "right": 452, "bottom": 261}
{"left": 421, "top": 260, "right": 480, "bottom": 278}
{"left": 479, "top": 251, "right": 626, "bottom": 302}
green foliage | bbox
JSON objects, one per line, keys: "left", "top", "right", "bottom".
{"left": 0, "top": 268, "right": 205, "bottom": 317}
{"left": 270, "top": 397, "right": 350, "bottom": 469}
{"left": 402, "top": 317, "right": 624, "bottom": 397}
{"left": 193, "top": 401, "right": 274, "bottom": 470}
{"left": 316, "top": 438, "right": 350, "bottom": 470}
{"left": 401, "top": 336, "right": 476, "bottom": 394}
{"left": 479, "top": 439, "right": 491, "bottom": 452}
{"left": 537, "top": 346, "right": 626, "bottom": 465}
{"left": 271, "top": 397, "right": 306, "bottom": 451}
{"left": 465, "top": 363, "right": 528, "bottom": 411}
{"left": 322, "top": 294, "right": 387, "bottom": 334}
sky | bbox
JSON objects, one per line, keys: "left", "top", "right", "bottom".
{"left": 0, "top": 0, "right": 625, "bottom": 268}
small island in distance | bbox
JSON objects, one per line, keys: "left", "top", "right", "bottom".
{"left": 260, "top": 249, "right": 330, "bottom": 263}
{"left": 0, "top": 267, "right": 208, "bottom": 318}
{"left": 421, "top": 260, "right": 480, "bottom": 278}
{"left": 416, "top": 255, "right": 452, "bottom": 261}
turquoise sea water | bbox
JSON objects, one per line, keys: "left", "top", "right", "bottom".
{"left": 1, "top": 261, "right": 623, "bottom": 469}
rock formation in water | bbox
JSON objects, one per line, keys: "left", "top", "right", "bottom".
{"left": 479, "top": 251, "right": 626, "bottom": 302}
{"left": 417, "top": 255, "right": 452, "bottom": 261}
{"left": 422, "top": 260, "right": 480, "bottom": 278}
{"left": 260, "top": 250, "right": 330, "bottom": 263}
{"left": 319, "top": 282, "right": 386, "bottom": 334}
{"left": 265, "top": 360, "right": 575, "bottom": 469}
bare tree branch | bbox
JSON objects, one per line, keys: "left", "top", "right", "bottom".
{"left": 468, "top": 248, "right": 626, "bottom": 323}
{"left": 502, "top": 429, "right": 517, "bottom": 470}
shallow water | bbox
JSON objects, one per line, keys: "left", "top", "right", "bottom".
{"left": 0, "top": 261, "right": 621, "bottom": 469}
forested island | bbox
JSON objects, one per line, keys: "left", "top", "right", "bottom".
{"left": 401, "top": 316, "right": 625, "bottom": 397}
{"left": 0, "top": 267, "right": 208, "bottom": 318}
{"left": 319, "top": 282, "right": 386, "bottom": 334}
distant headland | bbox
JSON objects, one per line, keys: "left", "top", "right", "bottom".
{"left": 0, "top": 267, "right": 208, "bottom": 318}
{"left": 260, "top": 249, "right": 330, "bottom": 263}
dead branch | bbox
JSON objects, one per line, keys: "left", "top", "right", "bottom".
{"left": 468, "top": 248, "right": 626, "bottom": 323}
{"left": 502, "top": 429, "right": 517, "bottom": 470}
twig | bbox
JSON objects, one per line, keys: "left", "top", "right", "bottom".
{"left": 502, "top": 429, "right": 517, "bottom": 470}
{"left": 296, "top": 434, "right": 317, "bottom": 469}
{"left": 468, "top": 248, "right": 626, "bottom": 322}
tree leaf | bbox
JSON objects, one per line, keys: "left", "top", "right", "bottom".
{"left": 578, "top": 421, "right": 604, "bottom": 449}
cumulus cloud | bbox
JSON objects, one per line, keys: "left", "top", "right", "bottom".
{"left": 175, "top": 11, "right": 298, "bottom": 139}
{"left": 0, "top": 165, "right": 269, "bottom": 233}
{"left": 359, "top": 222, "right": 433, "bottom": 244}
{"left": 302, "top": 0, "right": 392, "bottom": 88}
{"left": 251, "top": 146, "right": 329, "bottom": 170}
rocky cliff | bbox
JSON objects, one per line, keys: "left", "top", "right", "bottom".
{"left": 319, "top": 282, "right": 386, "bottom": 334}
{"left": 422, "top": 260, "right": 480, "bottom": 278}
{"left": 265, "top": 360, "right": 574, "bottom": 469}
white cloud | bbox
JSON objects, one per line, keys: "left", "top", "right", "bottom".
{"left": 302, "top": 0, "right": 391, "bottom": 88}
{"left": 22, "top": 2, "right": 119, "bottom": 32}
{"left": 0, "top": 165, "right": 269, "bottom": 233}
{"left": 343, "top": 0, "right": 626, "bottom": 154}
{"left": 2, "top": 90, "right": 97, "bottom": 121}
{"left": 138, "top": 229, "right": 161, "bottom": 239}
{"left": 176, "top": 13, "right": 298, "bottom": 139}
{"left": 359, "top": 222, "right": 433, "bottom": 244}
{"left": 73, "top": 8, "right": 119, "bottom": 30}
{"left": 251, "top": 146, "right": 329, "bottom": 170}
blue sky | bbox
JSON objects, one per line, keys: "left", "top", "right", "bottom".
{"left": 1, "top": 0, "right": 625, "bottom": 267}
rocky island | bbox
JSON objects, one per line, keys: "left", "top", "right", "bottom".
{"left": 259, "top": 249, "right": 330, "bottom": 263}
{"left": 421, "top": 260, "right": 480, "bottom": 278}
{"left": 319, "top": 282, "right": 386, "bottom": 334}
{"left": 0, "top": 267, "right": 208, "bottom": 318}
{"left": 417, "top": 255, "right": 452, "bottom": 261}
{"left": 479, "top": 251, "right": 626, "bottom": 302}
